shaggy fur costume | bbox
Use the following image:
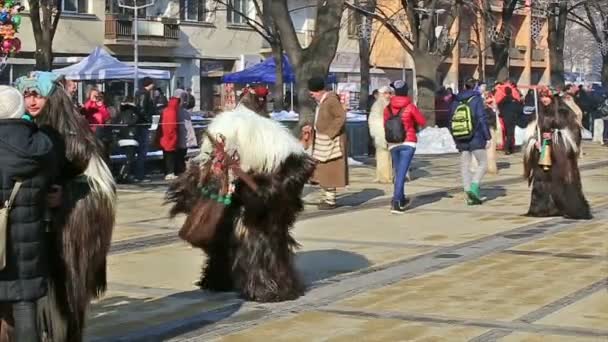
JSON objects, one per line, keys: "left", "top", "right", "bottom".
{"left": 167, "top": 107, "right": 315, "bottom": 302}
{"left": 0, "top": 76, "right": 115, "bottom": 342}
{"left": 523, "top": 98, "right": 591, "bottom": 220}
{"left": 368, "top": 98, "right": 393, "bottom": 183}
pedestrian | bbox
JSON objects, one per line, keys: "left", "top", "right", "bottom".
{"left": 307, "top": 77, "right": 348, "bottom": 210}
{"left": 0, "top": 86, "right": 59, "bottom": 342}
{"left": 449, "top": 78, "right": 492, "bottom": 205}
{"left": 135, "top": 77, "right": 156, "bottom": 182}
{"left": 484, "top": 91, "right": 499, "bottom": 174}
{"left": 383, "top": 80, "right": 426, "bottom": 214}
{"left": 369, "top": 86, "right": 394, "bottom": 183}
{"left": 497, "top": 87, "right": 522, "bottom": 155}
{"left": 186, "top": 87, "right": 196, "bottom": 110}
{"left": 156, "top": 89, "right": 196, "bottom": 180}
{"left": 14, "top": 71, "right": 116, "bottom": 341}
{"left": 82, "top": 87, "right": 111, "bottom": 133}
{"left": 114, "top": 96, "right": 139, "bottom": 183}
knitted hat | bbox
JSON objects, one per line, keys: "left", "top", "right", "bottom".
{"left": 0, "top": 86, "right": 25, "bottom": 119}
{"left": 308, "top": 77, "right": 325, "bottom": 92}
{"left": 393, "top": 80, "right": 408, "bottom": 96}
{"left": 253, "top": 85, "right": 269, "bottom": 97}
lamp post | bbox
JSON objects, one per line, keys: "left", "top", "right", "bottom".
{"left": 118, "top": 0, "right": 156, "bottom": 93}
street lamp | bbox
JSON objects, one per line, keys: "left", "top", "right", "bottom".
{"left": 118, "top": 0, "right": 156, "bottom": 93}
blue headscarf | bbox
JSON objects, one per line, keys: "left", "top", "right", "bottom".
{"left": 14, "top": 71, "right": 61, "bottom": 97}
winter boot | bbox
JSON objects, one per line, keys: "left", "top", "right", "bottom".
{"left": 466, "top": 182, "right": 483, "bottom": 205}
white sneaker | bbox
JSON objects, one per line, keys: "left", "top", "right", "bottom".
{"left": 165, "top": 173, "right": 177, "bottom": 181}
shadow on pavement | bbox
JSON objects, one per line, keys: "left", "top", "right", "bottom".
{"left": 338, "top": 188, "right": 385, "bottom": 207}
{"left": 88, "top": 290, "right": 243, "bottom": 342}
{"left": 296, "top": 249, "right": 371, "bottom": 285}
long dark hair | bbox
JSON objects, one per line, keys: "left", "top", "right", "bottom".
{"left": 36, "top": 81, "right": 102, "bottom": 173}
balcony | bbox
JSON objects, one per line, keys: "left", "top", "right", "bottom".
{"left": 459, "top": 44, "right": 479, "bottom": 59}
{"left": 532, "top": 48, "right": 546, "bottom": 61}
{"left": 509, "top": 46, "right": 526, "bottom": 60}
{"left": 104, "top": 14, "right": 180, "bottom": 48}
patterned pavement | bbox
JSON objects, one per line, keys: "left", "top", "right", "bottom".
{"left": 85, "top": 143, "right": 608, "bottom": 342}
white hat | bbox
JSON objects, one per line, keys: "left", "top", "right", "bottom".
{"left": 0, "top": 86, "right": 25, "bottom": 120}
{"left": 378, "top": 86, "right": 394, "bottom": 94}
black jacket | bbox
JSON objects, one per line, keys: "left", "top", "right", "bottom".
{"left": 0, "top": 120, "right": 57, "bottom": 301}
{"left": 498, "top": 96, "right": 522, "bottom": 125}
{"left": 115, "top": 103, "right": 140, "bottom": 141}
{"left": 135, "top": 89, "right": 155, "bottom": 126}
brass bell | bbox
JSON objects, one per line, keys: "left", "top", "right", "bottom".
{"left": 538, "top": 143, "right": 552, "bottom": 171}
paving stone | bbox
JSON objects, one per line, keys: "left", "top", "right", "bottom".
{"left": 213, "top": 311, "right": 488, "bottom": 342}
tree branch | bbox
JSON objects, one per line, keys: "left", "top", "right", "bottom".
{"left": 270, "top": 0, "right": 302, "bottom": 65}
{"left": 50, "top": 0, "right": 62, "bottom": 41}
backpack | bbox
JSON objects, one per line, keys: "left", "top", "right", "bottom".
{"left": 0, "top": 181, "right": 22, "bottom": 270}
{"left": 384, "top": 106, "right": 406, "bottom": 143}
{"left": 451, "top": 97, "right": 476, "bottom": 141}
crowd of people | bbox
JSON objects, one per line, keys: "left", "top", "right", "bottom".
{"left": 0, "top": 68, "right": 599, "bottom": 339}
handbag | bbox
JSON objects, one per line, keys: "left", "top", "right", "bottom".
{"left": 0, "top": 181, "right": 22, "bottom": 270}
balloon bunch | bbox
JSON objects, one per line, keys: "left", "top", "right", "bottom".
{"left": 0, "top": 0, "right": 24, "bottom": 56}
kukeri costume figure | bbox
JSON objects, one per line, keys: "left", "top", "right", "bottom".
{"left": 523, "top": 86, "right": 591, "bottom": 220}
{"left": 167, "top": 105, "right": 315, "bottom": 302}
{"left": 0, "top": 72, "right": 116, "bottom": 342}
{"left": 368, "top": 86, "right": 393, "bottom": 183}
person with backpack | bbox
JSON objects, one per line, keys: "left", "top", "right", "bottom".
{"left": 449, "top": 78, "right": 492, "bottom": 205}
{"left": 0, "top": 86, "right": 59, "bottom": 341}
{"left": 383, "top": 81, "right": 426, "bottom": 214}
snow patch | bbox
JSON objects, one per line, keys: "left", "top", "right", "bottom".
{"left": 415, "top": 127, "right": 458, "bottom": 155}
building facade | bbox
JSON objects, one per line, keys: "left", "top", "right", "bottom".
{"left": 5, "top": 0, "right": 374, "bottom": 112}
{"left": 369, "top": 0, "right": 552, "bottom": 90}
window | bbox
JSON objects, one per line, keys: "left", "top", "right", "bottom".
{"left": 63, "top": 0, "right": 89, "bottom": 13}
{"left": 227, "top": 0, "right": 250, "bottom": 25}
{"left": 106, "top": 0, "right": 146, "bottom": 18}
{"left": 180, "top": 0, "right": 209, "bottom": 22}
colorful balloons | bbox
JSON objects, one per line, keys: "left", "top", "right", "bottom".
{"left": 0, "top": 1, "right": 23, "bottom": 57}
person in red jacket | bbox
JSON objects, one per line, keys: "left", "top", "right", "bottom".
{"left": 157, "top": 89, "right": 187, "bottom": 180}
{"left": 82, "top": 88, "right": 110, "bottom": 132}
{"left": 383, "top": 80, "right": 426, "bottom": 214}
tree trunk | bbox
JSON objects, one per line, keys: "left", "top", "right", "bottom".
{"left": 270, "top": 0, "right": 345, "bottom": 127}
{"left": 491, "top": 42, "right": 510, "bottom": 82}
{"left": 358, "top": 30, "right": 371, "bottom": 111}
{"left": 602, "top": 54, "right": 608, "bottom": 88}
{"left": 35, "top": 44, "right": 53, "bottom": 71}
{"left": 547, "top": 2, "right": 567, "bottom": 88}
{"left": 271, "top": 43, "right": 285, "bottom": 111}
{"left": 414, "top": 52, "right": 440, "bottom": 127}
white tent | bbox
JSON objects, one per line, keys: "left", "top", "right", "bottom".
{"left": 53, "top": 47, "right": 170, "bottom": 80}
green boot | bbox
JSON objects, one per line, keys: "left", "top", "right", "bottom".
{"left": 466, "top": 183, "right": 483, "bottom": 205}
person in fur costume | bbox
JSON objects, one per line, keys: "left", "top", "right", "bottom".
{"left": 368, "top": 86, "right": 393, "bottom": 183}
{"left": 166, "top": 105, "right": 315, "bottom": 302}
{"left": 0, "top": 72, "right": 117, "bottom": 342}
{"left": 523, "top": 86, "right": 591, "bottom": 220}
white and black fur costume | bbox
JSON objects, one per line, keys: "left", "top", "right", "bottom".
{"left": 167, "top": 106, "right": 315, "bottom": 302}
{"left": 523, "top": 97, "right": 591, "bottom": 220}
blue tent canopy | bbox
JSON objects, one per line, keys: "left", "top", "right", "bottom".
{"left": 222, "top": 55, "right": 336, "bottom": 84}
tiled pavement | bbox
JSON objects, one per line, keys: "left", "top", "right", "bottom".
{"left": 86, "top": 143, "right": 608, "bottom": 342}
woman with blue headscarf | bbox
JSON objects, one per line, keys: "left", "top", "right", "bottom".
{"left": 1, "top": 72, "right": 117, "bottom": 342}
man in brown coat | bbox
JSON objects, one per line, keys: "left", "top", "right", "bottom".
{"left": 307, "top": 77, "right": 349, "bottom": 210}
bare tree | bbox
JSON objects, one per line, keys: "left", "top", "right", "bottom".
{"left": 29, "top": 0, "right": 63, "bottom": 71}
{"left": 569, "top": 0, "right": 608, "bottom": 86}
{"left": 347, "top": 0, "right": 463, "bottom": 126}
{"left": 563, "top": 21, "right": 596, "bottom": 75}
{"left": 270, "top": 0, "right": 346, "bottom": 125}
{"left": 480, "top": 0, "right": 521, "bottom": 83}
{"left": 352, "top": 0, "right": 376, "bottom": 111}
{"left": 211, "top": 0, "right": 285, "bottom": 110}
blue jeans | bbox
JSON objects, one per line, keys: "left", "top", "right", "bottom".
{"left": 390, "top": 145, "right": 416, "bottom": 203}
{"left": 135, "top": 126, "right": 150, "bottom": 179}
